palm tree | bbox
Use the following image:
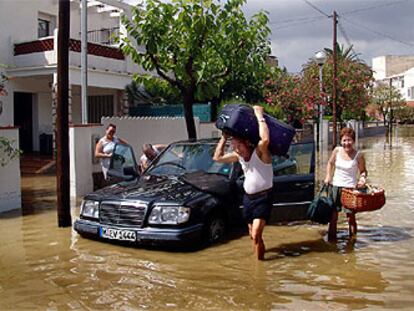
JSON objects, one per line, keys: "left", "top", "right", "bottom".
{"left": 323, "top": 44, "right": 362, "bottom": 62}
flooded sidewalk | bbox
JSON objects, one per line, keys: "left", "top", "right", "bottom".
{"left": 1, "top": 128, "right": 414, "bottom": 310}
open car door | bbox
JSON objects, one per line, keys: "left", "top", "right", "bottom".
{"left": 107, "top": 143, "right": 140, "bottom": 181}
{"left": 269, "top": 141, "right": 315, "bottom": 223}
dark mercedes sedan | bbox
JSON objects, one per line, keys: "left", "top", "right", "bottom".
{"left": 74, "top": 138, "right": 315, "bottom": 247}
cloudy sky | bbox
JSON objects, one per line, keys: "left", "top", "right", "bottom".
{"left": 245, "top": 0, "right": 414, "bottom": 73}
{"left": 126, "top": 0, "right": 414, "bottom": 73}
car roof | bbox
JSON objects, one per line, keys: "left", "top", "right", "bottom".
{"left": 169, "top": 138, "right": 221, "bottom": 145}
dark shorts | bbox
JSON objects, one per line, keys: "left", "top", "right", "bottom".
{"left": 242, "top": 190, "right": 272, "bottom": 224}
{"left": 330, "top": 185, "right": 353, "bottom": 214}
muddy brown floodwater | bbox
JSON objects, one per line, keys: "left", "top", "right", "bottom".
{"left": 1, "top": 127, "right": 414, "bottom": 310}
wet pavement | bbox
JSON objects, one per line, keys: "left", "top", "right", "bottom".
{"left": 1, "top": 127, "right": 414, "bottom": 310}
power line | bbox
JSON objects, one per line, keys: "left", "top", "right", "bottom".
{"left": 271, "top": 16, "right": 326, "bottom": 30}
{"left": 269, "top": 14, "right": 322, "bottom": 25}
{"left": 341, "top": 15, "right": 414, "bottom": 47}
{"left": 342, "top": 0, "right": 410, "bottom": 16}
{"left": 338, "top": 19, "right": 352, "bottom": 47}
{"left": 270, "top": 0, "right": 330, "bottom": 30}
{"left": 301, "top": 0, "right": 330, "bottom": 18}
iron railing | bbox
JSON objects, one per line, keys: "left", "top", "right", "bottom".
{"left": 85, "top": 27, "right": 120, "bottom": 46}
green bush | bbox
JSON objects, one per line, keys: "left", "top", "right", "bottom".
{"left": 395, "top": 106, "right": 414, "bottom": 124}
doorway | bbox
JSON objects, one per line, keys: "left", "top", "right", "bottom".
{"left": 14, "top": 92, "right": 34, "bottom": 153}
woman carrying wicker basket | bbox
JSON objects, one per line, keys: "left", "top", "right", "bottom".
{"left": 324, "top": 127, "right": 367, "bottom": 241}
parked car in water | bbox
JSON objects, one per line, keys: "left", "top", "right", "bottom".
{"left": 74, "top": 138, "right": 315, "bottom": 247}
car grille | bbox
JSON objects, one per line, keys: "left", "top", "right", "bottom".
{"left": 100, "top": 201, "right": 147, "bottom": 227}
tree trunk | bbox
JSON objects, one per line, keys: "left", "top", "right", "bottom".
{"left": 183, "top": 92, "right": 197, "bottom": 139}
{"left": 210, "top": 97, "right": 220, "bottom": 122}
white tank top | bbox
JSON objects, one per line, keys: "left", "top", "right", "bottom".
{"left": 99, "top": 136, "right": 119, "bottom": 177}
{"left": 239, "top": 149, "right": 273, "bottom": 195}
{"left": 332, "top": 147, "right": 359, "bottom": 188}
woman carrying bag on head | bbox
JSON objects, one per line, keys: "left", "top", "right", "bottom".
{"left": 324, "top": 127, "right": 367, "bottom": 241}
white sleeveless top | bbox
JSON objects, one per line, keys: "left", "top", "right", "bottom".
{"left": 332, "top": 147, "right": 359, "bottom": 188}
{"left": 238, "top": 149, "right": 273, "bottom": 195}
{"left": 99, "top": 136, "right": 119, "bottom": 178}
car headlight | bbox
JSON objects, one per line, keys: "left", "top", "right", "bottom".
{"left": 80, "top": 200, "right": 100, "bottom": 219}
{"left": 148, "top": 205, "right": 190, "bottom": 225}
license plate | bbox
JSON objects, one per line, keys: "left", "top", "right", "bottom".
{"left": 100, "top": 227, "right": 136, "bottom": 242}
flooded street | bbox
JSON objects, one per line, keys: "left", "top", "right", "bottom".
{"left": 1, "top": 128, "right": 414, "bottom": 310}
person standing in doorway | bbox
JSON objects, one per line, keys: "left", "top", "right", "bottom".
{"left": 95, "top": 123, "right": 127, "bottom": 179}
{"left": 213, "top": 105, "right": 273, "bottom": 260}
{"left": 324, "top": 127, "right": 367, "bottom": 241}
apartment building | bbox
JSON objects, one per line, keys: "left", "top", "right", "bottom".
{"left": 0, "top": 0, "right": 140, "bottom": 154}
{"left": 372, "top": 55, "right": 414, "bottom": 108}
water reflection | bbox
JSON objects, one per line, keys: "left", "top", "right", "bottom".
{"left": 1, "top": 128, "right": 414, "bottom": 309}
{"left": 266, "top": 236, "right": 388, "bottom": 310}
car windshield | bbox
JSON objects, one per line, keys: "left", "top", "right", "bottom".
{"left": 145, "top": 142, "right": 232, "bottom": 177}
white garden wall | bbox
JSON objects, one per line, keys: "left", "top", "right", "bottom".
{"left": 69, "top": 124, "right": 103, "bottom": 199}
{"left": 101, "top": 116, "right": 199, "bottom": 153}
{"left": 0, "top": 127, "right": 21, "bottom": 213}
{"left": 69, "top": 118, "right": 220, "bottom": 198}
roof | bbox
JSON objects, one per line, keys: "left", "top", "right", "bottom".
{"left": 406, "top": 101, "right": 414, "bottom": 108}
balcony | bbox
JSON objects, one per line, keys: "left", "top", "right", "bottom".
{"left": 85, "top": 27, "right": 120, "bottom": 46}
{"left": 13, "top": 36, "right": 126, "bottom": 73}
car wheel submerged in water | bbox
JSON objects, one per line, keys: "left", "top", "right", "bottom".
{"left": 204, "top": 211, "right": 227, "bottom": 244}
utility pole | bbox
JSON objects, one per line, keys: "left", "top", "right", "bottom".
{"left": 332, "top": 10, "right": 338, "bottom": 147}
{"left": 56, "top": 0, "right": 71, "bottom": 227}
{"left": 81, "top": 0, "right": 88, "bottom": 124}
{"left": 388, "top": 78, "right": 393, "bottom": 132}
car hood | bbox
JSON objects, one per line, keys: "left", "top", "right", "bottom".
{"left": 86, "top": 172, "right": 232, "bottom": 204}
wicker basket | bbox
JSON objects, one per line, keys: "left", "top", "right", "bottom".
{"left": 341, "top": 185, "right": 386, "bottom": 213}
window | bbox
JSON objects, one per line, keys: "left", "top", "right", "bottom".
{"left": 111, "top": 144, "right": 137, "bottom": 171}
{"left": 410, "top": 86, "right": 414, "bottom": 99}
{"left": 38, "top": 12, "right": 56, "bottom": 38}
{"left": 38, "top": 18, "right": 50, "bottom": 38}
{"left": 88, "top": 95, "right": 114, "bottom": 123}
{"left": 272, "top": 142, "right": 314, "bottom": 176}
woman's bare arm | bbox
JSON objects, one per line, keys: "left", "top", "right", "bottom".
{"left": 95, "top": 140, "right": 111, "bottom": 159}
{"left": 324, "top": 147, "right": 338, "bottom": 184}
{"left": 357, "top": 153, "right": 367, "bottom": 188}
{"left": 213, "top": 135, "right": 238, "bottom": 163}
{"left": 253, "top": 105, "right": 272, "bottom": 164}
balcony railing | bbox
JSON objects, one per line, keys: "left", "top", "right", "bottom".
{"left": 14, "top": 37, "right": 124, "bottom": 60}
{"left": 85, "top": 27, "right": 120, "bottom": 46}
{"left": 14, "top": 38, "right": 54, "bottom": 55}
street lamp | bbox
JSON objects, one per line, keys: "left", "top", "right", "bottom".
{"left": 315, "top": 50, "right": 326, "bottom": 149}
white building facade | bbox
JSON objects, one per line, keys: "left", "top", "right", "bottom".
{"left": 0, "top": 0, "right": 143, "bottom": 212}
{"left": 372, "top": 55, "right": 414, "bottom": 107}
{"left": 0, "top": 0, "right": 140, "bottom": 153}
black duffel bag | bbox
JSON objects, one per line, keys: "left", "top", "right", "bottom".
{"left": 307, "top": 184, "right": 334, "bottom": 224}
{"left": 216, "top": 104, "right": 295, "bottom": 156}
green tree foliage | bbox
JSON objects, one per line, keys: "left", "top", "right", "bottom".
{"left": 371, "top": 82, "right": 405, "bottom": 126}
{"left": 302, "top": 45, "right": 374, "bottom": 123}
{"left": 120, "top": 0, "right": 271, "bottom": 139}
{"left": 125, "top": 80, "right": 181, "bottom": 106}
{"left": 395, "top": 106, "right": 414, "bottom": 124}
{"left": 264, "top": 70, "right": 313, "bottom": 127}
